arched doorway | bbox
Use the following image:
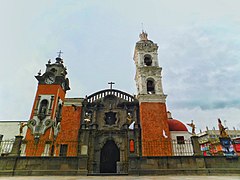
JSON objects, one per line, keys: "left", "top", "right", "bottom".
{"left": 100, "top": 140, "right": 120, "bottom": 173}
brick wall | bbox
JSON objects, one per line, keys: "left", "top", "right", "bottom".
{"left": 56, "top": 105, "right": 82, "bottom": 156}
{"left": 25, "top": 84, "right": 66, "bottom": 156}
{"left": 140, "top": 102, "right": 172, "bottom": 156}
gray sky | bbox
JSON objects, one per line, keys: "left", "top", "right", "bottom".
{"left": 0, "top": 0, "right": 240, "bottom": 132}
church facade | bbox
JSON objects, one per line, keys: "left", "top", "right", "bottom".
{"left": 23, "top": 32, "right": 192, "bottom": 174}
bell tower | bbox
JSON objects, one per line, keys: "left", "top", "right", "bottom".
{"left": 25, "top": 53, "right": 70, "bottom": 156}
{"left": 134, "top": 32, "right": 172, "bottom": 156}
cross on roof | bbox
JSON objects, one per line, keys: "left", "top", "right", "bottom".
{"left": 57, "top": 50, "right": 63, "bottom": 58}
{"left": 108, "top": 82, "right": 115, "bottom": 89}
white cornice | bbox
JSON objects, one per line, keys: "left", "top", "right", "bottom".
{"left": 137, "top": 94, "right": 167, "bottom": 103}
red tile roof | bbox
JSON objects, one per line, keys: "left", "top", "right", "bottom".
{"left": 168, "top": 119, "right": 188, "bottom": 131}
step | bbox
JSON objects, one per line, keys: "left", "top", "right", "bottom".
{"left": 88, "top": 173, "right": 128, "bottom": 176}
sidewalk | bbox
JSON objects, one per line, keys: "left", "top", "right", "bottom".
{"left": 0, "top": 176, "right": 240, "bottom": 180}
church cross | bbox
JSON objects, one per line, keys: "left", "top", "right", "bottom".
{"left": 57, "top": 50, "right": 63, "bottom": 58}
{"left": 108, "top": 82, "right": 115, "bottom": 89}
{"left": 141, "top": 22, "right": 144, "bottom": 32}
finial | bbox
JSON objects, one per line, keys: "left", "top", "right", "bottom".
{"left": 61, "top": 71, "right": 65, "bottom": 76}
{"left": 141, "top": 23, "right": 144, "bottom": 32}
{"left": 167, "top": 111, "right": 172, "bottom": 119}
{"left": 56, "top": 50, "right": 63, "bottom": 63}
{"left": 38, "top": 70, "right": 41, "bottom": 76}
{"left": 139, "top": 31, "right": 148, "bottom": 41}
{"left": 48, "top": 59, "right": 51, "bottom": 64}
{"left": 57, "top": 50, "right": 63, "bottom": 58}
{"left": 139, "top": 23, "right": 148, "bottom": 40}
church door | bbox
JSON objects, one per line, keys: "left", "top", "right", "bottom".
{"left": 100, "top": 140, "right": 120, "bottom": 173}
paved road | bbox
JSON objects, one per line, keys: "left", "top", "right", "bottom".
{"left": 0, "top": 176, "right": 240, "bottom": 180}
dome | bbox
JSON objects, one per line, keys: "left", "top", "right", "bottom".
{"left": 168, "top": 119, "right": 188, "bottom": 131}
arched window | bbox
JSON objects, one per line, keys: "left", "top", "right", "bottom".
{"left": 144, "top": 54, "right": 152, "bottom": 66}
{"left": 147, "top": 79, "right": 155, "bottom": 94}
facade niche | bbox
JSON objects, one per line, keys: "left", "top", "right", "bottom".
{"left": 38, "top": 99, "right": 48, "bottom": 120}
{"left": 105, "top": 111, "right": 117, "bottom": 125}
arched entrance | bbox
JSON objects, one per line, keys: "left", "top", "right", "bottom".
{"left": 100, "top": 140, "right": 120, "bottom": 173}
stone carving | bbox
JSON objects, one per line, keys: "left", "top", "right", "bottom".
{"left": 104, "top": 111, "right": 117, "bottom": 125}
{"left": 84, "top": 112, "right": 92, "bottom": 127}
{"left": 218, "top": 118, "right": 228, "bottom": 138}
{"left": 136, "top": 42, "right": 158, "bottom": 52}
{"left": 79, "top": 89, "right": 140, "bottom": 173}
{"left": 27, "top": 118, "right": 53, "bottom": 138}
{"left": 126, "top": 112, "right": 133, "bottom": 124}
{"left": 53, "top": 122, "right": 61, "bottom": 138}
{"left": 27, "top": 119, "right": 36, "bottom": 132}
{"left": 187, "top": 120, "right": 196, "bottom": 135}
{"left": 19, "top": 122, "right": 27, "bottom": 136}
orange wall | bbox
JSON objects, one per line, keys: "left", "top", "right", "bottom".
{"left": 55, "top": 105, "right": 82, "bottom": 156}
{"left": 140, "top": 102, "right": 172, "bottom": 156}
{"left": 57, "top": 105, "right": 82, "bottom": 141}
{"left": 30, "top": 84, "right": 65, "bottom": 119}
{"left": 25, "top": 84, "right": 66, "bottom": 156}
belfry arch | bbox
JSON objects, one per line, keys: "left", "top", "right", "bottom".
{"left": 146, "top": 78, "right": 155, "bottom": 94}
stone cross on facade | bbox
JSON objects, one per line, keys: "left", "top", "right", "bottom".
{"left": 108, "top": 82, "right": 115, "bottom": 89}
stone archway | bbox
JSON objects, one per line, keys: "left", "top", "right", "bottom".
{"left": 100, "top": 140, "right": 120, "bottom": 173}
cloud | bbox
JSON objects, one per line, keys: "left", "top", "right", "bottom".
{"left": 1, "top": 0, "right": 240, "bottom": 131}
{"left": 171, "top": 107, "right": 240, "bottom": 131}
{"left": 162, "top": 22, "right": 240, "bottom": 111}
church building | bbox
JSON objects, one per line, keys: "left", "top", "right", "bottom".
{"left": 23, "top": 32, "right": 192, "bottom": 173}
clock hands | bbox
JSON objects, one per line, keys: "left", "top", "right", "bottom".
{"left": 48, "top": 75, "right": 54, "bottom": 81}
{"left": 44, "top": 74, "right": 55, "bottom": 84}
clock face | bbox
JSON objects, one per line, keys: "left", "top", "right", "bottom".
{"left": 45, "top": 74, "right": 55, "bottom": 84}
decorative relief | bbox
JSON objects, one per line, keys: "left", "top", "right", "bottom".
{"left": 84, "top": 111, "right": 92, "bottom": 128}
{"left": 136, "top": 42, "right": 158, "bottom": 52}
{"left": 27, "top": 118, "right": 54, "bottom": 138}
{"left": 104, "top": 111, "right": 117, "bottom": 125}
{"left": 126, "top": 112, "right": 133, "bottom": 125}
{"left": 53, "top": 122, "right": 61, "bottom": 138}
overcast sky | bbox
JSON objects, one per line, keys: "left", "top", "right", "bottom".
{"left": 0, "top": 0, "right": 240, "bottom": 132}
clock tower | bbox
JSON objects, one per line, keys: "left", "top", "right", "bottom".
{"left": 134, "top": 32, "right": 172, "bottom": 156}
{"left": 25, "top": 53, "right": 70, "bottom": 156}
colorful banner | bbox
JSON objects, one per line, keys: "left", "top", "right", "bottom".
{"left": 219, "top": 138, "right": 237, "bottom": 157}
